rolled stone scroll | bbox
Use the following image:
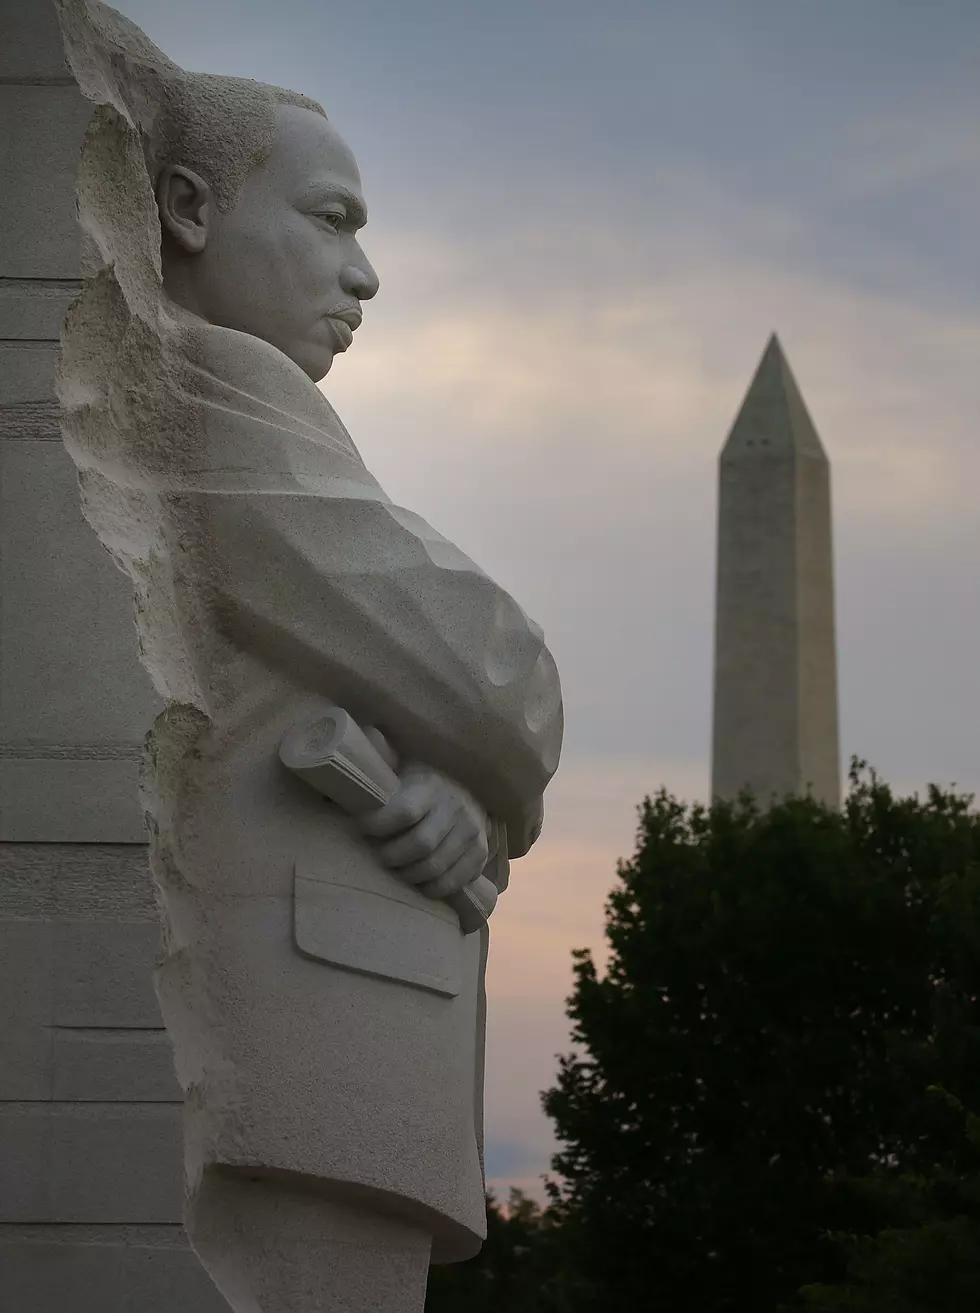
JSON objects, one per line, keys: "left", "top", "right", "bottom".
{"left": 280, "top": 709, "right": 499, "bottom": 935}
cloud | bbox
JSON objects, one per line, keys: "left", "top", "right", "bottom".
{"left": 836, "top": 106, "right": 980, "bottom": 195}
{"left": 329, "top": 200, "right": 980, "bottom": 538}
{"left": 323, "top": 173, "right": 980, "bottom": 787}
{"left": 326, "top": 198, "right": 980, "bottom": 776}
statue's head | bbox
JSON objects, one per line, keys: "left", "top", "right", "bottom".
{"left": 153, "top": 80, "right": 379, "bottom": 382}
{"left": 60, "top": 2, "right": 379, "bottom": 383}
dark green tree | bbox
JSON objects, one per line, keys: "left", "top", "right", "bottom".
{"left": 541, "top": 761, "right": 980, "bottom": 1312}
{"left": 784, "top": 1088, "right": 980, "bottom": 1311}
{"left": 424, "top": 1189, "right": 561, "bottom": 1313}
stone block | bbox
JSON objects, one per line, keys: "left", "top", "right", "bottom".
{"left": 0, "top": 921, "right": 53, "bottom": 1099}
{"left": 51, "top": 1029, "right": 180, "bottom": 1102}
{"left": 0, "top": 340, "right": 60, "bottom": 404}
{"left": 0, "top": 758, "right": 146, "bottom": 842}
{"left": 0, "top": 1025, "right": 53, "bottom": 1101}
{"left": 0, "top": 1104, "right": 183, "bottom": 1222}
{"left": 52, "top": 920, "right": 162, "bottom": 1028}
{"left": 0, "top": 1227, "right": 228, "bottom": 1313}
{"left": 124, "top": 1241, "right": 228, "bottom": 1310}
{"left": 0, "top": 0, "right": 76, "bottom": 82}
{"left": 0, "top": 1104, "right": 51, "bottom": 1218}
{"left": 0, "top": 1234, "right": 126, "bottom": 1313}
{"left": 0, "top": 278, "right": 80, "bottom": 339}
{"left": 0, "top": 844, "right": 156, "bottom": 921}
{"left": 0, "top": 86, "right": 91, "bottom": 279}
{"left": 53, "top": 1105, "right": 184, "bottom": 1223}
{"left": 0, "top": 1235, "right": 125, "bottom": 1313}
{"left": 0, "top": 434, "right": 159, "bottom": 751}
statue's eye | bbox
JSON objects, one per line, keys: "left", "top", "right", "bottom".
{"left": 314, "top": 212, "right": 344, "bottom": 233}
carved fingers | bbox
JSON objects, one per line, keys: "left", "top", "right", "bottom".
{"left": 358, "top": 762, "right": 490, "bottom": 897}
{"left": 358, "top": 764, "right": 444, "bottom": 845}
{"left": 360, "top": 724, "right": 399, "bottom": 772}
{"left": 418, "top": 846, "right": 491, "bottom": 900}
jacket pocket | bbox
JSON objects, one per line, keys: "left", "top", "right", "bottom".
{"left": 293, "top": 859, "right": 462, "bottom": 997}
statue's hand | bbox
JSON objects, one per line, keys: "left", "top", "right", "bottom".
{"left": 357, "top": 755, "right": 491, "bottom": 901}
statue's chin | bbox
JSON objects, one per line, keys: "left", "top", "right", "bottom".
{"left": 288, "top": 342, "right": 335, "bottom": 384}
{"left": 310, "top": 355, "right": 334, "bottom": 383}
{"left": 199, "top": 314, "right": 337, "bottom": 382}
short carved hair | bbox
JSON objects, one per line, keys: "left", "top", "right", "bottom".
{"left": 149, "top": 73, "right": 327, "bottom": 212}
{"left": 72, "top": 2, "right": 327, "bottom": 212}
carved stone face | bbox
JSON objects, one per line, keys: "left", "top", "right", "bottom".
{"left": 159, "top": 105, "right": 380, "bottom": 382}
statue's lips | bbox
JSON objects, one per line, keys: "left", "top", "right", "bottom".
{"left": 326, "top": 316, "right": 355, "bottom": 351}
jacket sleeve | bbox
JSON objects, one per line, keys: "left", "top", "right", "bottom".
{"left": 171, "top": 489, "right": 563, "bottom": 828}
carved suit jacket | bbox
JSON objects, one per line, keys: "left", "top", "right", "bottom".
{"left": 60, "top": 296, "right": 563, "bottom": 1260}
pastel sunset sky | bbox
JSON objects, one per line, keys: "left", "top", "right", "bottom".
{"left": 113, "top": 0, "right": 980, "bottom": 1198}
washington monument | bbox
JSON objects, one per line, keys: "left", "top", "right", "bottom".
{"left": 711, "top": 334, "right": 841, "bottom": 808}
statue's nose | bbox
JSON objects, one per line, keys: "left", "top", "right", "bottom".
{"left": 343, "top": 258, "right": 380, "bottom": 302}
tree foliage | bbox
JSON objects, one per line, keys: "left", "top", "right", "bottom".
{"left": 785, "top": 1088, "right": 980, "bottom": 1311}
{"left": 424, "top": 1190, "right": 561, "bottom": 1313}
{"left": 540, "top": 760, "right": 980, "bottom": 1312}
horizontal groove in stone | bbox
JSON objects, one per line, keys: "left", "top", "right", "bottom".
{"left": 1, "top": 1102, "right": 178, "bottom": 1116}
{"left": 48, "top": 1026, "right": 167, "bottom": 1036}
{"left": 0, "top": 76, "right": 77, "bottom": 87}
{"left": 0, "top": 1218, "right": 186, "bottom": 1239}
{"left": 0, "top": 845, "right": 156, "bottom": 920}
{"left": 0, "top": 1102, "right": 180, "bottom": 1108}
{"left": 0, "top": 402, "right": 61, "bottom": 439}
{"left": 0, "top": 278, "right": 83, "bottom": 290}
{"left": 0, "top": 760, "right": 149, "bottom": 844}
{"left": 0, "top": 743, "right": 144, "bottom": 761}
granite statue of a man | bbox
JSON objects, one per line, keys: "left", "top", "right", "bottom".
{"left": 53, "top": 3, "right": 563, "bottom": 1310}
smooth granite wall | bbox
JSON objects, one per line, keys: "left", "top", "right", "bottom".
{"left": 0, "top": 2, "right": 223, "bottom": 1306}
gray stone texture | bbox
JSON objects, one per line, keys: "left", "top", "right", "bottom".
{"left": 0, "top": 86, "right": 92, "bottom": 278}
{"left": 0, "top": 8, "right": 160, "bottom": 848}
{"left": 0, "top": 1228, "right": 229, "bottom": 1313}
{"left": 0, "top": 2, "right": 210, "bottom": 1307}
{"left": 0, "top": 1103, "right": 182, "bottom": 1221}
{"left": 0, "top": 0, "right": 76, "bottom": 80}
{"left": 0, "top": 279, "right": 80, "bottom": 338}
{"left": 711, "top": 334, "right": 841, "bottom": 808}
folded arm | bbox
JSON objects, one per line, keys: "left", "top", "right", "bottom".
{"left": 201, "top": 492, "right": 563, "bottom": 831}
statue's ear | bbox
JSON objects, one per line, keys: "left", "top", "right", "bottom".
{"left": 157, "top": 165, "right": 212, "bottom": 255}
